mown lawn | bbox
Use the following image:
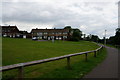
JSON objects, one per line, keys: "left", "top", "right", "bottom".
{"left": 2, "top": 38, "right": 107, "bottom": 79}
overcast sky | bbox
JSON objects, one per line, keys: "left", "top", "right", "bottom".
{"left": 1, "top": 0, "right": 119, "bottom": 38}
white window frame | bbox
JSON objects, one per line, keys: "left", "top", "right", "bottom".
{"left": 63, "top": 36, "right": 67, "bottom": 39}
{"left": 44, "top": 32, "right": 48, "bottom": 34}
{"left": 63, "top": 32, "right": 68, "bottom": 34}
{"left": 44, "top": 36, "right": 47, "bottom": 39}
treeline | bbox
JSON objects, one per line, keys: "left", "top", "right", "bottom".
{"left": 84, "top": 28, "right": 120, "bottom": 46}
{"left": 64, "top": 26, "right": 100, "bottom": 42}
{"left": 107, "top": 28, "right": 120, "bottom": 45}
{"left": 98, "top": 28, "right": 120, "bottom": 46}
{"left": 64, "top": 26, "right": 120, "bottom": 46}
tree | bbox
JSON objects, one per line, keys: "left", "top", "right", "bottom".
{"left": 91, "top": 35, "right": 99, "bottom": 42}
{"left": 108, "top": 36, "right": 115, "bottom": 44}
{"left": 85, "top": 34, "right": 92, "bottom": 41}
{"left": 64, "top": 26, "right": 72, "bottom": 34}
{"left": 86, "top": 35, "right": 91, "bottom": 41}
{"left": 64, "top": 26, "right": 72, "bottom": 29}
{"left": 107, "top": 28, "right": 120, "bottom": 45}
{"left": 64, "top": 26, "right": 72, "bottom": 40}
{"left": 64, "top": 26, "right": 82, "bottom": 41}
{"left": 71, "top": 29, "right": 82, "bottom": 41}
{"left": 114, "top": 28, "right": 120, "bottom": 45}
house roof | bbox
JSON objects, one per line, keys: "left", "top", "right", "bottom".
{"left": 2, "top": 25, "right": 20, "bottom": 33}
{"left": 2, "top": 25, "right": 17, "bottom": 28}
{"left": 31, "top": 28, "right": 69, "bottom": 33}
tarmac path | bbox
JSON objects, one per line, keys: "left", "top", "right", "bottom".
{"left": 84, "top": 46, "right": 119, "bottom": 78}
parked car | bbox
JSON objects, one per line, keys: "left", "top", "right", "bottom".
{"left": 32, "top": 37, "right": 38, "bottom": 40}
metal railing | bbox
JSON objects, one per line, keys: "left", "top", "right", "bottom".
{"left": 0, "top": 45, "right": 103, "bottom": 79}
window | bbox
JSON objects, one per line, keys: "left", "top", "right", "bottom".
{"left": 44, "top": 32, "right": 48, "bottom": 34}
{"left": 38, "top": 37, "right": 42, "bottom": 39}
{"left": 63, "top": 32, "right": 67, "bottom": 34}
{"left": 56, "top": 36, "right": 58, "bottom": 39}
{"left": 59, "top": 37, "right": 62, "bottom": 40}
{"left": 37, "top": 32, "right": 42, "bottom": 36}
{"left": 59, "top": 32, "right": 62, "bottom": 34}
{"left": 32, "top": 32, "right": 36, "bottom": 35}
{"left": 52, "top": 32, "right": 54, "bottom": 34}
{"left": 39, "top": 32, "right": 42, "bottom": 35}
{"left": 51, "top": 36, "right": 54, "bottom": 38}
{"left": 56, "top": 32, "right": 58, "bottom": 34}
{"left": 44, "top": 36, "right": 47, "bottom": 39}
{"left": 63, "top": 36, "right": 67, "bottom": 39}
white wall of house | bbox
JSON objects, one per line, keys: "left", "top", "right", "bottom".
{"left": 56, "top": 36, "right": 58, "bottom": 40}
{"left": 10, "top": 35, "right": 12, "bottom": 37}
{"left": 59, "top": 37, "right": 62, "bottom": 40}
{"left": 17, "top": 34, "right": 20, "bottom": 37}
{"left": 23, "top": 35, "right": 26, "bottom": 39}
{"left": 3, "top": 34, "right": 7, "bottom": 37}
{"left": 13, "top": 34, "right": 15, "bottom": 38}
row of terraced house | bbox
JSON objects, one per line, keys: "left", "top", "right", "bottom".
{"left": 1, "top": 25, "right": 71, "bottom": 40}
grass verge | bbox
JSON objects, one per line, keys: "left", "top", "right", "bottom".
{"left": 2, "top": 38, "right": 107, "bottom": 79}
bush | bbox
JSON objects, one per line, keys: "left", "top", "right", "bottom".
{"left": 70, "top": 37, "right": 80, "bottom": 41}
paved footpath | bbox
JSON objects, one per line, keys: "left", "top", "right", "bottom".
{"left": 84, "top": 46, "right": 119, "bottom": 78}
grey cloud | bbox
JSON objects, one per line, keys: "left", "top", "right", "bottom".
{"left": 93, "top": 7, "right": 103, "bottom": 11}
{"left": 2, "top": 2, "right": 77, "bottom": 24}
{"left": 2, "top": 1, "right": 118, "bottom": 38}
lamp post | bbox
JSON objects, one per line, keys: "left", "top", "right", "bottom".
{"left": 104, "top": 30, "right": 107, "bottom": 45}
{"left": 52, "top": 36, "right": 54, "bottom": 43}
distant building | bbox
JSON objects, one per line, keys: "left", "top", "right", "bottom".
{"left": 1, "top": 25, "right": 32, "bottom": 38}
{"left": 31, "top": 28, "right": 70, "bottom": 40}
{"left": 1, "top": 25, "right": 72, "bottom": 40}
{"left": 2, "top": 25, "right": 20, "bottom": 38}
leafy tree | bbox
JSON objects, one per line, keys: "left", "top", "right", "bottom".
{"left": 85, "top": 34, "right": 92, "bottom": 41}
{"left": 91, "top": 35, "right": 99, "bottom": 42}
{"left": 71, "top": 29, "right": 82, "bottom": 41}
{"left": 107, "top": 28, "right": 120, "bottom": 45}
{"left": 64, "top": 26, "right": 72, "bottom": 29}
{"left": 108, "top": 36, "right": 115, "bottom": 44}
{"left": 64, "top": 26, "right": 82, "bottom": 41}
{"left": 86, "top": 35, "right": 91, "bottom": 41}
{"left": 64, "top": 26, "right": 72, "bottom": 40}
{"left": 114, "top": 28, "right": 120, "bottom": 45}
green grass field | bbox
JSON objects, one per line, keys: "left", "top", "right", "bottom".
{"left": 2, "top": 38, "right": 107, "bottom": 79}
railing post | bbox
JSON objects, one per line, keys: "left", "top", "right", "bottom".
{"left": 94, "top": 51, "right": 97, "bottom": 57}
{"left": 97, "top": 49, "right": 99, "bottom": 54}
{"left": 67, "top": 57, "right": 71, "bottom": 69}
{"left": 85, "top": 53, "right": 88, "bottom": 61}
{"left": 18, "top": 64, "right": 24, "bottom": 80}
{"left": 99, "top": 46, "right": 103, "bottom": 53}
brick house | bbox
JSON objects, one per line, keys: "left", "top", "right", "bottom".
{"left": 2, "top": 25, "right": 21, "bottom": 38}
{"left": 31, "top": 28, "right": 70, "bottom": 40}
